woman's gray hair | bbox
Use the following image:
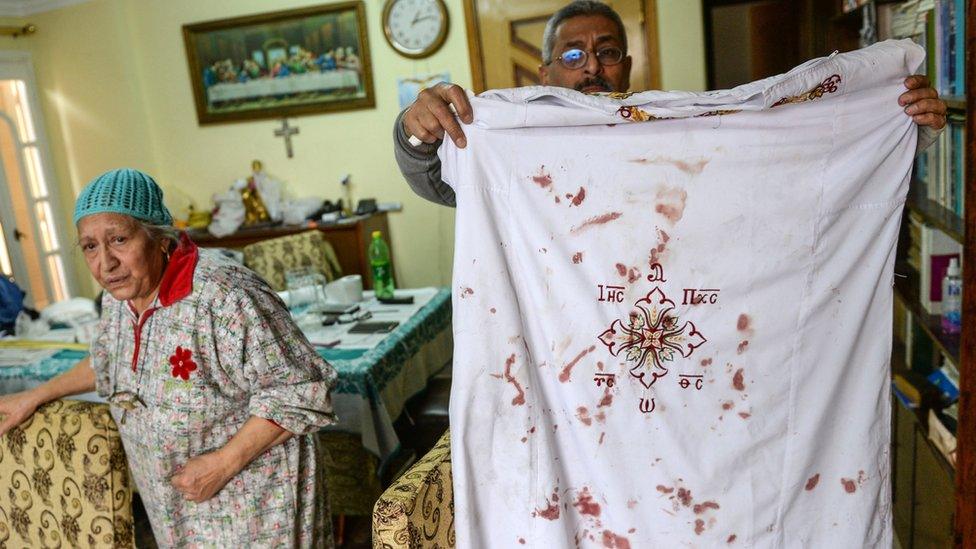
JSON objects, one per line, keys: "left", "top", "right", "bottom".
{"left": 541, "top": 1, "right": 627, "bottom": 65}
{"left": 137, "top": 220, "right": 180, "bottom": 251}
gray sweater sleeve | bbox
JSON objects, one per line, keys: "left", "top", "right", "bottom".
{"left": 393, "top": 108, "right": 457, "bottom": 207}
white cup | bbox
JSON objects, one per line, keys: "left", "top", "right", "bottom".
{"left": 325, "top": 274, "right": 363, "bottom": 305}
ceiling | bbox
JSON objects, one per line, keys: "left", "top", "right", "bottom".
{"left": 0, "top": 0, "right": 91, "bottom": 17}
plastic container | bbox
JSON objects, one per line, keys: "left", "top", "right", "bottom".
{"left": 941, "top": 257, "right": 962, "bottom": 335}
{"left": 368, "top": 230, "right": 395, "bottom": 299}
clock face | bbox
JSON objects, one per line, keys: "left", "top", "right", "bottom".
{"left": 384, "top": 0, "right": 448, "bottom": 58}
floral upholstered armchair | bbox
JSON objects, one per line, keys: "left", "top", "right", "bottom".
{"left": 373, "top": 431, "right": 454, "bottom": 548}
{"left": 0, "top": 399, "right": 134, "bottom": 548}
{"left": 242, "top": 230, "right": 343, "bottom": 291}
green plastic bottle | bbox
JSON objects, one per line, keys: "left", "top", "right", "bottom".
{"left": 368, "top": 230, "right": 395, "bottom": 299}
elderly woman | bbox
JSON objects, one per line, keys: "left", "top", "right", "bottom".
{"left": 0, "top": 168, "right": 337, "bottom": 547}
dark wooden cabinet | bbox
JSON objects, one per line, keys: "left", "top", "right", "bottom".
{"left": 913, "top": 427, "right": 955, "bottom": 548}
{"left": 893, "top": 395, "right": 916, "bottom": 544}
{"left": 891, "top": 395, "right": 956, "bottom": 548}
{"left": 187, "top": 212, "right": 394, "bottom": 289}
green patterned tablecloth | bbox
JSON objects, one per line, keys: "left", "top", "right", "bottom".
{"left": 321, "top": 288, "right": 451, "bottom": 396}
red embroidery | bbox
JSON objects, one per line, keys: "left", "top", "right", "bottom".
{"left": 598, "top": 287, "right": 707, "bottom": 388}
{"left": 169, "top": 346, "right": 197, "bottom": 380}
{"left": 771, "top": 74, "right": 842, "bottom": 107}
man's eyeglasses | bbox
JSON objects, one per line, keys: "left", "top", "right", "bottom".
{"left": 549, "top": 47, "right": 624, "bottom": 70}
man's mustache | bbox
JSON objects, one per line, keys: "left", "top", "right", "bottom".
{"left": 575, "top": 77, "right": 612, "bottom": 92}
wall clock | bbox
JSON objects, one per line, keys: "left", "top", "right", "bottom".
{"left": 382, "top": 0, "right": 449, "bottom": 59}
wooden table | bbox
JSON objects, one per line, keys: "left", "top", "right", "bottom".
{"left": 187, "top": 212, "right": 393, "bottom": 289}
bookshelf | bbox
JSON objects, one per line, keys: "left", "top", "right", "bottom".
{"left": 818, "top": 0, "right": 971, "bottom": 545}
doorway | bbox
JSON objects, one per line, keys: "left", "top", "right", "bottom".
{"left": 703, "top": 0, "right": 805, "bottom": 90}
{"left": 462, "top": 0, "right": 661, "bottom": 92}
{"left": 0, "top": 52, "right": 73, "bottom": 309}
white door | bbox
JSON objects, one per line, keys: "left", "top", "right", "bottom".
{"left": 0, "top": 162, "right": 30, "bottom": 288}
{"left": 0, "top": 52, "right": 74, "bottom": 308}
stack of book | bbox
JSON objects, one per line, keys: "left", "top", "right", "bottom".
{"left": 916, "top": 116, "right": 967, "bottom": 217}
{"left": 883, "top": 0, "right": 966, "bottom": 96}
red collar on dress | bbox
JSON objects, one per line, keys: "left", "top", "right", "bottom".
{"left": 158, "top": 232, "right": 198, "bottom": 307}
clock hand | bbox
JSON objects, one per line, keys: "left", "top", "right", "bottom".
{"left": 413, "top": 14, "right": 437, "bottom": 24}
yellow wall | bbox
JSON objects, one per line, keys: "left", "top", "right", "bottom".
{"left": 4, "top": 0, "right": 705, "bottom": 298}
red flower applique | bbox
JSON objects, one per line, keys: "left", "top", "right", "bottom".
{"left": 169, "top": 346, "right": 197, "bottom": 380}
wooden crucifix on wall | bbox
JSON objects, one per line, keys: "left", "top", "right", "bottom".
{"left": 274, "top": 118, "right": 299, "bottom": 158}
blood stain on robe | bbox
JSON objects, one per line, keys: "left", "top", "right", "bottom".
{"left": 648, "top": 229, "right": 670, "bottom": 265}
{"left": 695, "top": 519, "right": 706, "bottom": 535}
{"left": 574, "top": 487, "right": 602, "bottom": 517}
{"left": 727, "top": 534, "right": 738, "bottom": 543}
{"left": 840, "top": 478, "right": 857, "bottom": 493}
{"left": 701, "top": 358, "right": 713, "bottom": 367}
{"left": 601, "top": 530, "right": 631, "bottom": 549}
{"left": 503, "top": 354, "right": 526, "bottom": 406}
{"left": 693, "top": 501, "right": 720, "bottom": 514}
{"left": 737, "top": 340, "right": 749, "bottom": 354}
{"left": 656, "top": 485, "right": 674, "bottom": 494}
{"left": 671, "top": 158, "right": 709, "bottom": 175}
{"left": 737, "top": 314, "right": 753, "bottom": 334}
{"left": 627, "top": 267, "right": 641, "bottom": 283}
{"left": 573, "top": 252, "right": 584, "bottom": 264}
{"left": 559, "top": 345, "right": 596, "bottom": 382}
{"left": 630, "top": 156, "right": 709, "bottom": 176}
{"left": 598, "top": 388, "right": 613, "bottom": 408}
{"left": 654, "top": 187, "right": 688, "bottom": 225}
{"left": 805, "top": 474, "right": 820, "bottom": 491}
{"left": 460, "top": 287, "right": 474, "bottom": 298}
{"left": 531, "top": 166, "right": 553, "bottom": 189}
{"left": 572, "top": 212, "right": 623, "bottom": 234}
{"left": 570, "top": 187, "right": 587, "bottom": 207}
{"left": 490, "top": 307, "right": 497, "bottom": 314}
{"left": 732, "top": 369, "right": 745, "bottom": 391}
{"left": 577, "top": 406, "right": 593, "bottom": 426}
{"left": 616, "top": 263, "right": 628, "bottom": 277}
{"left": 533, "top": 488, "right": 561, "bottom": 520}
{"left": 677, "top": 488, "right": 693, "bottom": 507}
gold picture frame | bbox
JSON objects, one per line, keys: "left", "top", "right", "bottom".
{"left": 182, "top": 2, "right": 375, "bottom": 125}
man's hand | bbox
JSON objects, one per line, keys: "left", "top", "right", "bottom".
{"left": 0, "top": 390, "right": 43, "bottom": 437}
{"left": 402, "top": 82, "right": 474, "bottom": 148}
{"left": 900, "top": 75, "right": 947, "bottom": 130}
{"left": 171, "top": 450, "right": 239, "bottom": 503}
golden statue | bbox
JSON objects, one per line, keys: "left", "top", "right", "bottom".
{"left": 241, "top": 159, "right": 271, "bottom": 225}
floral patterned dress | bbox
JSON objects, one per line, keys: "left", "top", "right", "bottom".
{"left": 90, "top": 234, "right": 337, "bottom": 548}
